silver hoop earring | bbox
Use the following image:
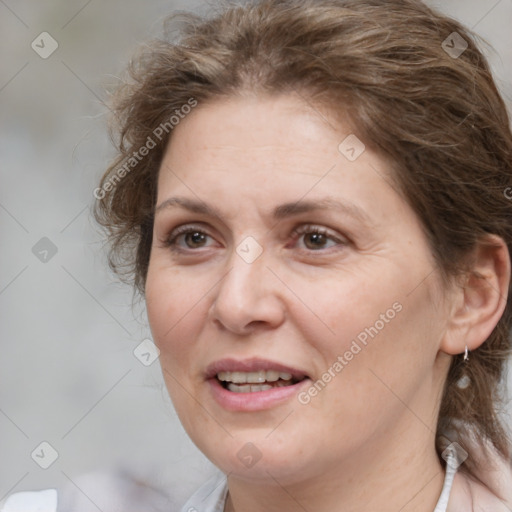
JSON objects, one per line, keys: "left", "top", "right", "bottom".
{"left": 457, "top": 345, "right": 470, "bottom": 389}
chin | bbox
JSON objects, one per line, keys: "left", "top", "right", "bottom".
{"left": 191, "top": 429, "right": 320, "bottom": 484}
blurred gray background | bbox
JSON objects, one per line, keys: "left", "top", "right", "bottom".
{"left": 0, "top": 0, "right": 511, "bottom": 510}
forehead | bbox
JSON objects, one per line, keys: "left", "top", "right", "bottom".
{"left": 159, "top": 94, "right": 370, "bottom": 183}
{"left": 156, "top": 94, "right": 405, "bottom": 226}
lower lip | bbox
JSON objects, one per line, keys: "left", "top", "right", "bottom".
{"left": 208, "top": 377, "right": 311, "bottom": 411}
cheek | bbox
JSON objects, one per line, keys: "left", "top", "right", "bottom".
{"left": 145, "top": 266, "right": 206, "bottom": 367}
{"left": 290, "top": 265, "right": 439, "bottom": 401}
{"left": 285, "top": 269, "right": 399, "bottom": 353}
{"left": 145, "top": 270, "right": 209, "bottom": 423}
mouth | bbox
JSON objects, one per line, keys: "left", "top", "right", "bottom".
{"left": 216, "top": 370, "right": 306, "bottom": 393}
{"left": 205, "top": 358, "right": 310, "bottom": 410}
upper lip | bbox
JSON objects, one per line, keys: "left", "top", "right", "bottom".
{"left": 205, "top": 358, "right": 309, "bottom": 380}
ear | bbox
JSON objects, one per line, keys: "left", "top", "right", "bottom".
{"left": 440, "top": 234, "right": 510, "bottom": 356}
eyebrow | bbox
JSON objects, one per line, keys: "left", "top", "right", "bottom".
{"left": 155, "top": 196, "right": 371, "bottom": 225}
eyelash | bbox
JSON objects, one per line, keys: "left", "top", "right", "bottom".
{"left": 162, "top": 224, "right": 347, "bottom": 253}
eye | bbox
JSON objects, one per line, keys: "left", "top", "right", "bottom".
{"left": 163, "top": 225, "right": 217, "bottom": 251}
{"left": 291, "top": 225, "right": 346, "bottom": 251}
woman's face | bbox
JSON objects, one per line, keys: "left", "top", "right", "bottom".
{"left": 146, "top": 94, "right": 452, "bottom": 483}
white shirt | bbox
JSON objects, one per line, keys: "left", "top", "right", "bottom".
{"left": 0, "top": 453, "right": 458, "bottom": 512}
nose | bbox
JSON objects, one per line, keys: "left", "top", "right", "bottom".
{"left": 209, "top": 248, "right": 286, "bottom": 335}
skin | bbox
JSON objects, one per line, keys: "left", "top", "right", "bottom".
{"left": 145, "top": 93, "right": 509, "bottom": 512}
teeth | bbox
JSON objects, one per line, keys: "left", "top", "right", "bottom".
{"left": 231, "top": 371, "right": 248, "bottom": 383}
{"left": 227, "top": 383, "right": 273, "bottom": 393}
{"left": 217, "top": 370, "right": 294, "bottom": 384}
{"left": 265, "top": 370, "right": 280, "bottom": 382}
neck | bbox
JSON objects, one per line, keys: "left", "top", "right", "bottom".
{"left": 225, "top": 425, "right": 446, "bottom": 512}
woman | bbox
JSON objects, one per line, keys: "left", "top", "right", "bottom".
{"left": 3, "top": 0, "right": 512, "bottom": 510}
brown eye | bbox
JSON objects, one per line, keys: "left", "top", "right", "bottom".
{"left": 163, "top": 225, "right": 217, "bottom": 251}
{"left": 291, "top": 225, "right": 346, "bottom": 252}
{"left": 303, "top": 232, "right": 329, "bottom": 249}
{"left": 183, "top": 231, "right": 208, "bottom": 248}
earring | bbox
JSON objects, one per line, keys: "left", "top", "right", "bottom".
{"left": 456, "top": 345, "right": 470, "bottom": 389}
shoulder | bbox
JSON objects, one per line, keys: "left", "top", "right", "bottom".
{"left": 179, "top": 472, "right": 228, "bottom": 512}
{"left": 0, "top": 488, "right": 57, "bottom": 512}
{"left": 439, "top": 425, "right": 512, "bottom": 511}
{"left": 449, "top": 470, "right": 512, "bottom": 511}
{"left": 0, "top": 469, "right": 174, "bottom": 512}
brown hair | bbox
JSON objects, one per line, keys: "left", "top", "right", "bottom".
{"left": 94, "top": 0, "right": 512, "bottom": 485}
